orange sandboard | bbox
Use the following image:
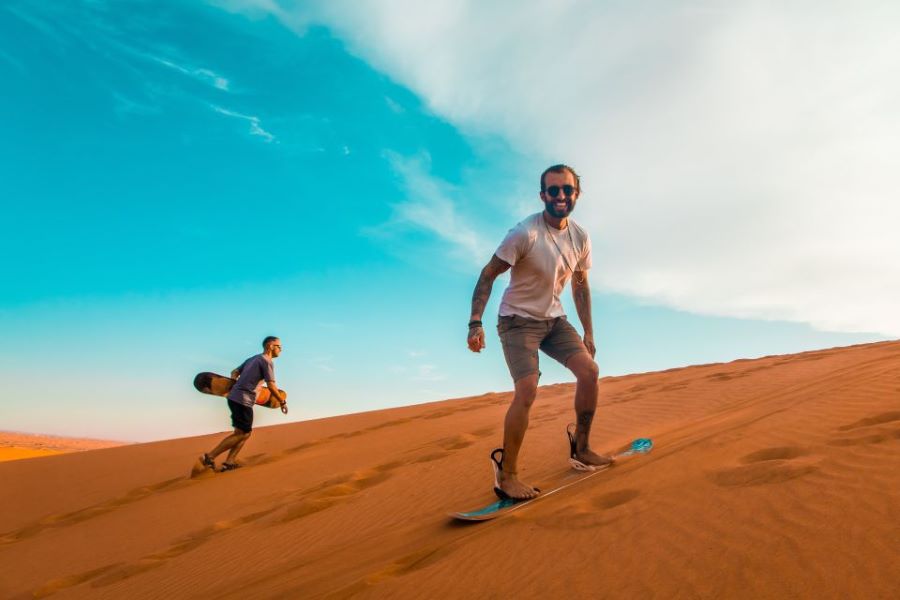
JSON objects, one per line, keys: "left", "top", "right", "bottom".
{"left": 193, "top": 371, "right": 287, "bottom": 413}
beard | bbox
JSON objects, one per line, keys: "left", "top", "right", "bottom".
{"left": 544, "top": 198, "right": 574, "bottom": 218}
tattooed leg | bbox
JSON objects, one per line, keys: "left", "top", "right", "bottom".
{"left": 569, "top": 353, "right": 613, "bottom": 466}
{"left": 575, "top": 409, "right": 595, "bottom": 453}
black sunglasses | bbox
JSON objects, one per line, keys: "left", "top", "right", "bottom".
{"left": 544, "top": 184, "right": 576, "bottom": 198}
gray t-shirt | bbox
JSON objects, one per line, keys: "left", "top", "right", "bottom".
{"left": 495, "top": 212, "right": 592, "bottom": 320}
{"left": 227, "top": 354, "right": 276, "bottom": 408}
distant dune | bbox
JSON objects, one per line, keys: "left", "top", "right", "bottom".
{"left": 2, "top": 341, "right": 899, "bottom": 598}
{"left": 0, "top": 432, "right": 125, "bottom": 463}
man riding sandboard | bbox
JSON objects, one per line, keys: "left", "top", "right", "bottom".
{"left": 467, "top": 164, "right": 612, "bottom": 500}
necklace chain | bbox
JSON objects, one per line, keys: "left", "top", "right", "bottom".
{"left": 544, "top": 217, "right": 577, "bottom": 273}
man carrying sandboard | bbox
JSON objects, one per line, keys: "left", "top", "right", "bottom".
{"left": 196, "top": 336, "right": 285, "bottom": 473}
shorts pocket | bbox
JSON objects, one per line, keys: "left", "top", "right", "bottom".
{"left": 497, "top": 315, "right": 522, "bottom": 334}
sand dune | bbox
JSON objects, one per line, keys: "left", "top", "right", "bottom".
{"left": 0, "top": 432, "right": 124, "bottom": 463}
{"left": 2, "top": 341, "right": 899, "bottom": 598}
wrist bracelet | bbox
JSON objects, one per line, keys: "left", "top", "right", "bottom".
{"left": 468, "top": 320, "right": 483, "bottom": 328}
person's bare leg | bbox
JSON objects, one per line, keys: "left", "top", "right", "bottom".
{"left": 499, "top": 373, "right": 540, "bottom": 499}
{"left": 207, "top": 429, "right": 246, "bottom": 461}
{"left": 568, "top": 353, "right": 613, "bottom": 466}
{"left": 225, "top": 432, "right": 251, "bottom": 464}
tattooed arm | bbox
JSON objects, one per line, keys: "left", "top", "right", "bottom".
{"left": 571, "top": 270, "right": 595, "bottom": 357}
{"left": 467, "top": 255, "right": 511, "bottom": 352}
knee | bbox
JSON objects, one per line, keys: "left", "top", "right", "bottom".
{"left": 575, "top": 359, "right": 600, "bottom": 382}
{"left": 513, "top": 377, "right": 539, "bottom": 408}
{"left": 515, "top": 392, "right": 537, "bottom": 409}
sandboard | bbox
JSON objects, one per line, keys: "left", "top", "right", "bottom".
{"left": 193, "top": 371, "right": 288, "bottom": 413}
{"left": 450, "top": 437, "right": 653, "bottom": 522}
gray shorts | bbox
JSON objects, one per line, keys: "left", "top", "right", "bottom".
{"left": 497, "top": 315, "right": 588, "bottom": 382}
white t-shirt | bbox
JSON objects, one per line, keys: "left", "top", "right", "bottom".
{"left": 495, "top": 212, "right": 592, "bottom": 320}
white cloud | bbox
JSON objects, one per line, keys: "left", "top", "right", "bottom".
{"left": 386, "top": 358, "right": 442, "bottom": 380}
{"left": 378, "top": 151, "right": 491, "bottom": 265}
{"left": 153, "top": 56, "right": 230, "bottom": 91}
{"left": 225, "top": 0, "right": 900, "bottom": 336}
{"left": 413, "top": 364, "right": 445, "bottom": 382}
{"left": 384, "top": 96, "right": 404, "bottom": 114}
{"left": 212, "top": 105, "right": 276, "bottom": 142}
{"left": 4, "top": 5, "right": 66, "bottom": 45}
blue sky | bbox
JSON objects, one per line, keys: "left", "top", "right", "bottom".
{"left": 1, "top": 1, "right": 893, "bottom": 441}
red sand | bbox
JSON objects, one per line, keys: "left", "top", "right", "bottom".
{"left": 1, "top": 341, "right": 898, "bottom": 598}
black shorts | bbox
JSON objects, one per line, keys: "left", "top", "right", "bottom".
{"left": 228, "top": 400, "right": 254, "bottom": 433}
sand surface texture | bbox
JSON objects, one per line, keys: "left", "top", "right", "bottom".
{"left": 2, "top": 342, "right": 898, "bottom": 598}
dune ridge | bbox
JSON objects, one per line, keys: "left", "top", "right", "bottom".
{"left": 1, "top": 341, "right": 898, "bottom": 598}
{"left": 0, "top": 432, "right": 125, "bottom": 463}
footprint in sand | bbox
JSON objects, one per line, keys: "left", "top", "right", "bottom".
{"left": 365, "top": 417, "right": 414, "bottom": 432}
{"left": 469, "top": 425, "right": 498, "bottom": 438}
{"left": 437, "top": 434, "right": 478, "bottom": 451}
{"left": 827, "top": 430, "right": 900, "bottom": 447}
{"left": 32, "top": 505, "right": 282, "bottom": 596}
{"left": 533, "top": 489, "right": 642, "bottom": 530}
{"left": 409, "top": 428, "right": 500, "bottom": 464}
{"left": 404, "top": 426, "right": 498, "bottom": 461}
{"left": 828, "top": 411, "right": 900, "bottom": 447}
{"left": 1, "top": 476, "right": 187, "bottom": 546}
{"left": 661, "top": 383, "right": 689, "bottom": 392}
{"left": 711, "top": 447, "right": 817, "bottom": 487}
{"left": 422, "top": 408, "right": 459, "bottom": 420}
{"left": 707, "top": 372, "right": 734, "bottom": 382}
{"left": 412, "top": 451, "right": 452, "bottom": 464}
{"left": 35, "top": 462, "right": 403, "bottom": 596}
{"left": 739, "top": 446, "right": 809, "bottom": 463}
{"left": 280, "top": 464, "right": 397, "bottom": 523}
{"left": 592, "top": 488, "right": 641, "bottom": 509}
{"left": 330, "top": 546, "right": 451, "bottom": 597}
{"left": 836, "top": 411, "right": 900, "bottom": 431}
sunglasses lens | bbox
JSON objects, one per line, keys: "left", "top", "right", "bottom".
{"left": 546, "top": 185, "right": 575, "bottom": 198}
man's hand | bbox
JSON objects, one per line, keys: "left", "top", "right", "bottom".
{"left": 231, "top": 369, "right": 241, "bottom": 380}
{"left": 583, "top": 332, "right": 596, "bottom": 358}
{"left": 467, "top": 255, "right": 510, "bottom": 354}
{"left": 468, "top": 325, "right": 485, "bottom": 353}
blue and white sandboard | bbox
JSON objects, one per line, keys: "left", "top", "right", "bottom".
{"left": 450, "top": 438, "right": 653, "bottom": 522}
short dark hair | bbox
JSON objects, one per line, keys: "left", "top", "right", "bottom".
{"left": 262, "top": 336, "right": 279, "bottom": 349}
{"left": 540, "top": 164, "right": 581, "bottom": 193}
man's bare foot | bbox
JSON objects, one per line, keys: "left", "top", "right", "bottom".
{"left": 575, "top": 448, "right": 615, "bottom": 468}
{"left": 498, "top": 471, "right": 540, "bottom": 500}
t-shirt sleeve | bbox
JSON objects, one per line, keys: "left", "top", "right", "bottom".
{"left": 234, "top": 357, "right": 250, "bottom": 375}
{"left": 576, "top": 231, "right": 592, "bottom": 271}
{"left": 494, "top": 223, "right": 529, "bottom": 266}
{"left": 264, "top": 359, "right": 275, "bottom": 383}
